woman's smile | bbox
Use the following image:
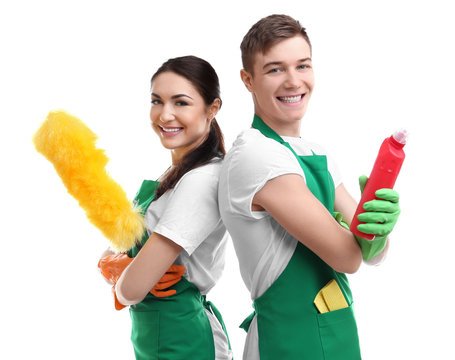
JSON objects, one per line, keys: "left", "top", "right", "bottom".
{"left": 159, "top": 125, "right": 184, "bottom": 137}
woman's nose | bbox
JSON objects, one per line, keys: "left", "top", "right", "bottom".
{"left": 159, "top": 104, "right": 175, "bottom": 122}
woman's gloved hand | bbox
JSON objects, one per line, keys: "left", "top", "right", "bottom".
{"left": 355, "top": 175, "right": 401, "bottom": 261}
{"left": 98, "top": 254, "right": 186, "bottom": 310}
{"left": 150, "top": 265, "right": 186, "bottom": 297}
{"left": 98, "top": 253, "right": 133, "bottom": 284}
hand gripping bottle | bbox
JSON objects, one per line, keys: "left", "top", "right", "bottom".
{"left": 350, "top": 129, "right": 408, "bottom": 240}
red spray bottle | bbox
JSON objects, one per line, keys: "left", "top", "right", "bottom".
{"left": 350, "top": 129, "right": 408, "bottom": 240}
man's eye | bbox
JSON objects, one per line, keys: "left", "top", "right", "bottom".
{"left": 298, "top": 64, "right": 310, "bottom": 70}
{"left": 268, "top": 68, "right": 281, "bottom": 74}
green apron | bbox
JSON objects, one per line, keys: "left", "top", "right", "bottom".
{"left": 126, "top": 180, "right": 230, "bottom": 360}
{"left": 240, "top": 116, "right": 361, "bottom": 359}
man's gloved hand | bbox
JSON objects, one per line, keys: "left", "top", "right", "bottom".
{"left": 355, "top": 175, "right": 401, "bottom": 261}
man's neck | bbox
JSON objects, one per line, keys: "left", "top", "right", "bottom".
{"left": 255, "top": 112, "right": 301, "bottom": 137}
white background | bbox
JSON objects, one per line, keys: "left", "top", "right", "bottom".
{"left": 1, "top": 0, "right": 454, "bottom": 359}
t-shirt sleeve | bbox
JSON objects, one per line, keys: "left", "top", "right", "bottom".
{"left": 225, "top": 135, "right": 304, "bottom": 219}
{"left": 153, "top": 168, "right": 221, "bottom": 255}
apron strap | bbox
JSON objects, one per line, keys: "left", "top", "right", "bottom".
{"left": 239, "top": 310, "right": 256, "bottom": 332}
{"left": 203, "top": 296, "right": 232, "bottom": 349}
{"left": 252, "top": 115, "right": 315, "bottom": 172}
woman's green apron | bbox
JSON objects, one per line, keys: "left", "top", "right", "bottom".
{"left": 240, "top": 115, "right": 361, "bottom": 359}
{"left": 126, "top": 180, "right": 229, "bottom": 360}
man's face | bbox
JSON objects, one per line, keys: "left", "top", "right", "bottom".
{"left": 241, "top": 35, "right": 314, "bottom": 135}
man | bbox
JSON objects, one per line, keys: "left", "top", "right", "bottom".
{"left": 219, "top": 14, "right": 400, "bottom": 359}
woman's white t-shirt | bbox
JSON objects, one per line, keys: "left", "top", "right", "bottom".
{"left": 145, "top": 159, "right": 232, "bottom": 359}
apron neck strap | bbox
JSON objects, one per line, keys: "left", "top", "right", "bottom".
{"left": 252, "top": 114, "right": 303, "bottom": 159}
{"left": 252, "top": 114, "right": 287, "bottom": 144}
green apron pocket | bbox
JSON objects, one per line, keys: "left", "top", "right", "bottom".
{"left": 130, "top": 310, "right": 160, "bottom": 360}
{"left": 317, "top": 304, "right": 361, "bottom": 360}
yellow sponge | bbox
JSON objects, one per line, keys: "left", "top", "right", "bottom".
{"left": 33, "top": 110, "right": 145, "bottom": 252}
{"left": 314, "top": 279, "right": 349, "bottom": 313}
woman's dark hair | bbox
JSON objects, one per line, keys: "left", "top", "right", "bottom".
{"left": 152, "top": 55, "right": 225, "bottom": 199}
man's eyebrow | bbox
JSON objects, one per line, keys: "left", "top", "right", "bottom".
{"left": 263, "top": 61, "right": 283, "bottom": 70}
{"left": 263, "top": 58, "right": 312, "bottom": 70}
{"left": 151, "top": 93, "right": 193, "bottom": 100}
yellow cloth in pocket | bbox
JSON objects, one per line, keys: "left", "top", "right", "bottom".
{"left": 314, "top": 279, "right": 348, "bottom": 313}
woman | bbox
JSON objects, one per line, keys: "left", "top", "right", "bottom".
{"left": 99, "top": 56, "right": 232, "bottom": 360}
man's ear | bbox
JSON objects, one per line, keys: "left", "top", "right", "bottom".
{"left": 240, "top": 69, "right": 254, "bottom": 93}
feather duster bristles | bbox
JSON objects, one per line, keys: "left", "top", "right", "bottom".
{"left": 33, "top": 110, "right": 145, "bottom": 252}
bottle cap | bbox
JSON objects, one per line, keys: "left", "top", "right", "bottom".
{"left": 392, "top": 128, "right": 408, "bottom": 145}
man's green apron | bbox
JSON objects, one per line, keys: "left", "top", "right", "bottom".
{"left": 240, "top": 115, "right": 361, "bottom": 359}
{"left": 126, "top": 180, "right": 230, "bottom": 360}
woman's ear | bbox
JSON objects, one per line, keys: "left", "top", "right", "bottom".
{"left": 240, "top": 69, "right": 254, "bottom": 93}
{"left": 208, "top": 98, "right": 221, "bottom": 120}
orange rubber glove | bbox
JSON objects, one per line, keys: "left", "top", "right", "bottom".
{"left": 98, "top": 253, "right": 133, "bottom": 284}
{"left": 98, "top": 254, "right": 186, "bottom": 310}
{"left": 150, "top": 264, "right": 186, "bottom": 297}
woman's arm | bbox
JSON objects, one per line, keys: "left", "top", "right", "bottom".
{"left": 100, "top": 247, "right": 115, "bottom": 259}
{"left": 253, "top": 174, "right": 362, "bottom": 274}
{"left": 115, "top": 233, "right": 183, "bottom": 305}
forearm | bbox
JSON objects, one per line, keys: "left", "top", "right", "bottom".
{"left": 100, "top": 247, "right": 115, "bottom": 258}
{"left": 115, "top": 232, "right": 182, "bottom": 305}
{"left": 288, "top": 206, "right": 362, "bottom": 274}
{"left": 334, "top": 183, "right": 391, "bottom": 263}
{"left": 363, "top": 237, "right": 389, "bottom": 266}
{"left": 254, "top": 175, "right": 362, "bottom": 274}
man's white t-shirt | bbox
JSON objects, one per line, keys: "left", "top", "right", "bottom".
{"left": 145, "top": 159, "right": 232, "bottom": 360}
{"left": 218, "top": 128, "right": 342, "bottom": 360}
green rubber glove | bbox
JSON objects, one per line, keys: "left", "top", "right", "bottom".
{"left": 355, "top": 175, "right": 401, "bottom": 261}
{"left": 333, "top": 211, "right": 349, "bottom": 230}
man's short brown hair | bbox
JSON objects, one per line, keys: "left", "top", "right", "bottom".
{"left": 240, "top": 14, "right": 312, "bottom": 74}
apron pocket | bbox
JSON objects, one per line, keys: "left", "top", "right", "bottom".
{"left": 130, "top": 310, "right": 160, "bottom": 360}
{"left": 317, "top": 304, "right": 361, "bottom": 360}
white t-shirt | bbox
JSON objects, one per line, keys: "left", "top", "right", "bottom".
{"left": 145, "top": 159, "right": 228, "bottom": 295}
{"left": 145, "top": 159, "right": 232, "bottom": 360}
{"left": 219, "top": 128, "right": 342, "bottom": 360}
{"left": 219, "top": 128, "right": 342, "bottom": 300}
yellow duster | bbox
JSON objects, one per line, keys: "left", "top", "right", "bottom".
{"left": 33, "top": 110, "right": 145, "bottom": 252}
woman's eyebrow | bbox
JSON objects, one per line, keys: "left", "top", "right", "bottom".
{"left": 172, "top": 94, "right": 193, "bottom": 100}
{"left": 151, "top": 92, "right": 193, "bottom": 100}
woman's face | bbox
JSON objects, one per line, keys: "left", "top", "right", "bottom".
{"left": 150, "top": 71, "right": 216, "bottom": 163}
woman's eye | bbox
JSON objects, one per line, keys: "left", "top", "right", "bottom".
{"left": 176, "top": 101, "right": 189, "bottom": 106}
{"left": 151, "top": 99, "right": 162, "bottom": 105}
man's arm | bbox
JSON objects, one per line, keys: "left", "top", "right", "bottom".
{"left": 334, "top": 183, "right": 390, "bottom": 265}
{"left": 253, "top": 174, "right": 362, "bottom": 274}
